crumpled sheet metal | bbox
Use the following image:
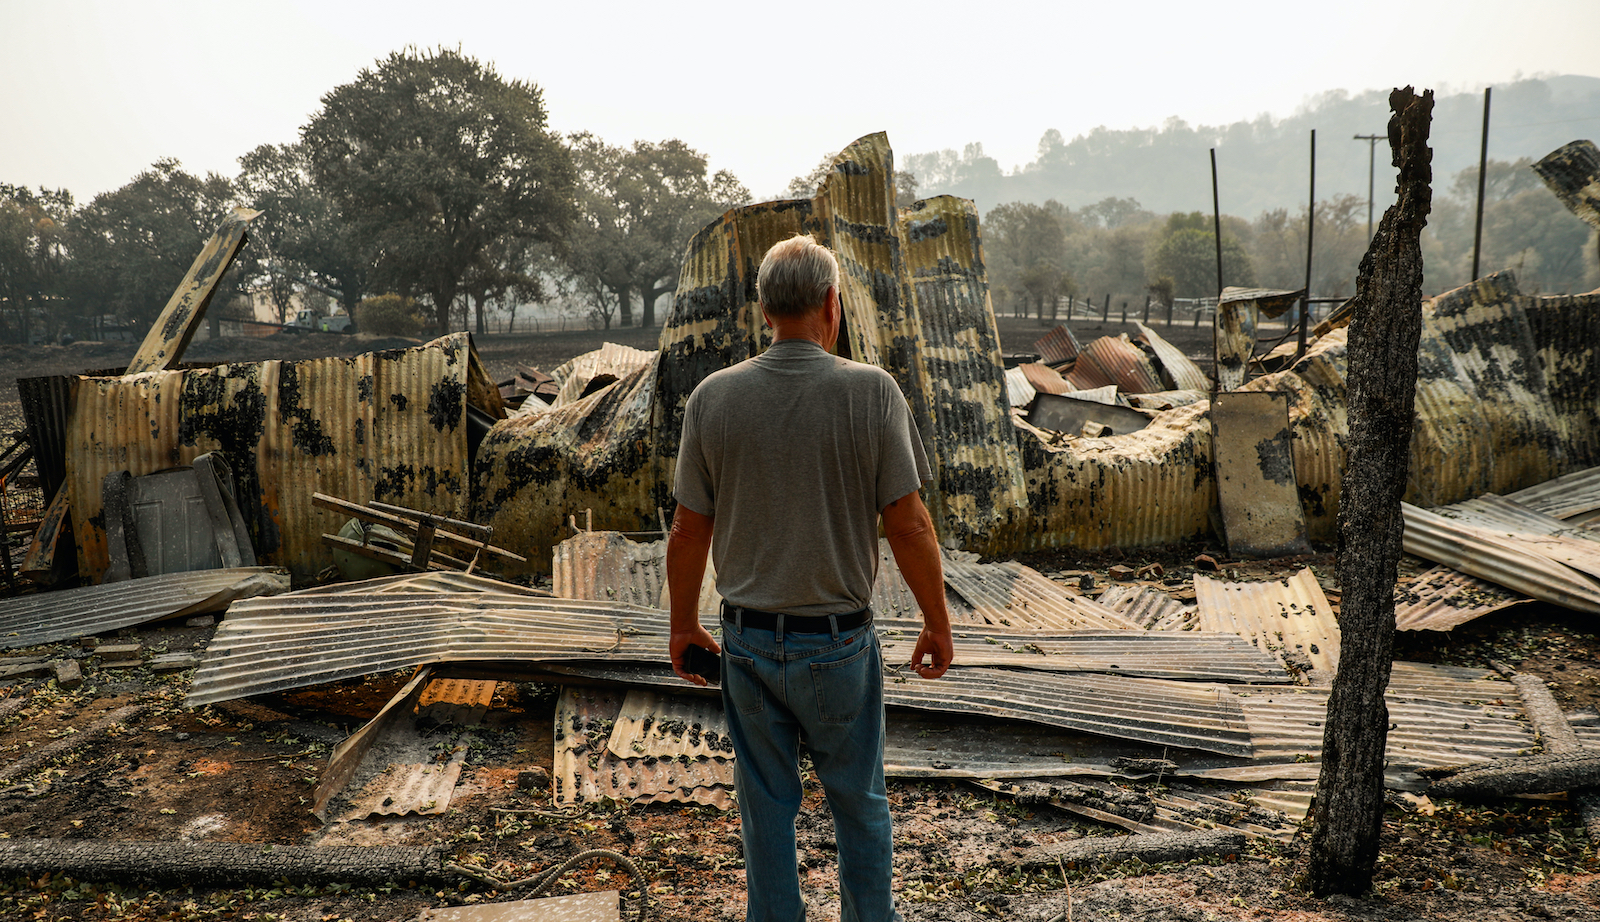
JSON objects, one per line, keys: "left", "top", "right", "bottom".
{"left": 1401, "top": 500, "right": 1600, "bottom": 614}
{"left": 1532, "top": 139, "right": 1600, "bottom": 231}
{"left": 1394, "top": 566, "right": 1530, "bottom": 632}
{"left": 977, "top": 777, "right": 1311, "bottom": 842}
{"left": 67, "top": 334, "right": 479, "bottom": 583}
{"left": 1095, "top": 583, "right": 1196, "bottom": 632}
{"left": 1504, "top": 464, "right": 1600, "bottom": 521}
{"left": 942, "top": 558, "right": 1140, "bottom": 630}
{"left": 548, "top": 342, "right": 659, "bottom": 409}
{"left": 1033, "top": 325, "right": 1082, "bottom": 365}
{"left": 552, "top": 530, "right": 667, "bottom": 608}
{"left": 1136, "top": 322, "right": 1209, "bottom": 392}
{"left": 1214, "top": 294, "right": 1260, "bottom": 392}
{"left": 476, "top": 360, "right": 663, "bottom": 574}
{"left": 0, "top": 567, "right": 288, "bottom": 650}
{"left": 1194, "top": 569, "right": 1338, "bottom": 685}
{"left": 1432, "top": 494, "right": 1600, "bottom": 579}
{"left": 183, "top": 575, "right": 671, "bottom": 706}
{"left": 1079, "top": 335, "right": 1165, "bottom": 395}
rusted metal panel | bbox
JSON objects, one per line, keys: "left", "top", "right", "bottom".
{"left": 556, "top": 687, "right": 731, "bottom": 810}
{"left": 1402, "top": 500, "right": 1600, "bottom": 613}
{"left": 15, "top": 375, "right": 74, "bottom": 503}
{"left": 1394, "top": 566, "right": 1530, "bottom": 632}
{"left": 942, "top": 558, "right": 1141, "bottom": 630}
{"left": 1210, "top": 392, "right": 1310, "bottom": 558}
{"left": 0, "top": 567, "right": 287, "bottom": 649}
{"left": 1135, "top": 322, "right": 1209, "bottom": 392}
{"left": 1020, "top": 363, "right": 1071, "bottom": 396}
{"left": 1195, "top": 569, "right": 1338, "bottom": 685}
{"left": 66, "top": 334, "right": 477, "bottom": 583}
{"left": 126, "top": 207, "right": 261, "bottom": 375}
{"left": 1033, "top": 325, "right": 1082, "bottom": 365}
{"left": 1060, "top": 357, "right": 1118, "bottom": 391}
{"left": 548, "top": 343, "right": 658, "bottom": 408}
{"left": 1080, "top": 335, "right": 1164, "bottom": 394}
{"left": 1532, "top": 139, "right": 1600, "bottom": 231}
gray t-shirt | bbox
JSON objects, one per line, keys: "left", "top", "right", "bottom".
{"left": 674, "top": 338, "right": 930, "bottom": 615}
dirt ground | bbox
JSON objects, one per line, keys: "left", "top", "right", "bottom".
{"left": 2, "top": 315, "right": 1599, "bottom": 921}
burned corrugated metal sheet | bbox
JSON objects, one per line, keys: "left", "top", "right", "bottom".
{"left": 555, "top": 687, "right": 730, "bottom": 810}
{"left": 942, "top": 558, "right": 1140, "bottom": 630}
{"left": 1194, "top": 569, "right": 1338, "bottom": 685}
{"left": 1079, "top": 335, "right": 1165, "bottom": 394}
{"left": 1210, "top": 392, "right": 1310, "bottom": 559}
{"left": 1095, "top": 583, "right": 1196, "bottom": 631}
{"left": 1034, "top": 325, "right": 1082, "bottom": 365}
{"left": 0, "top": 567, "right": 288, "bottom": 650}
{"left": 15, "top": 375, "right": 74, "bottom": 503}
{"left": 1505, "top": 464, "right": 1600, "bottom": 521}
{"left": 978, "top": 777, "right": 1311, "bottom": 842}
{"left": 1021, "top": 363, "right": 1071, "bottom": 396}
{"left": 1533, "top": 140, "right": 1600, "bottom": 231}
{"left": 1215, "top": 295, "right": 1259, "bottom": 393}
{"left": 895, "top": 194, "right": 1029, "bottom": 542}
{"left": 552, "top": 531, "right": 666, "bottom": 608}
{"left": 1394, "top": 566, "right": 1530, "bottom": 632}
{"left": 1402, "top": 500, "right": 1600, "bottom": 614}
{"left": 417, "top": 892, "right": 619, "bottom": 922}
{"left": 1218, "top": 288, "right": 1304, "bottom": 318}
{"left": 607, "top": 689, "right": 734, "bottom": 762}
{"left": 875, "top": 625, "right": 1288, "bottom": 684}
{"left": 1135, "top": 322, "right": 1209, "bottom": 393}
{"left": 125, "top": 207, "right": 260, "bottom": 376}
{"left": 1002, "top": 367, "right": 1035, "bottom": 412}
{"left": 1431, "top": 494, "right": 1600, "bottom": 578}
{"left": 67, "top": 334, "right": 479, "bottom": 583}
{"left": 548, "top": 343, "right": 658, "bottom": 409}
{"left": 184, "top": 577, "right": 673, "bottom": 706}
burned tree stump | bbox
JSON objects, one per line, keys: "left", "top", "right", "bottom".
{"left": 1305, "top": 86, "right": 1434, "bottom": 897}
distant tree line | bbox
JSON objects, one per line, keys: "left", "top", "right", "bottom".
{"left": 0, "top": 47, "right": 750, "bottom": 345}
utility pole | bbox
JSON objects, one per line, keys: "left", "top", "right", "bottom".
{"left": 1353, "top": 134, "right": 1383, "bottom": 245}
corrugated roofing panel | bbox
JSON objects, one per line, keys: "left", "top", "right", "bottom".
{"left": 1003, "top": 367, "right": 1035, "bottom": 412}
{"left": 1033, "top": 325, "right": 1082, "bottom": 365}
{"left": 1218, "top": 288, "right": 1303, "bottom": 315}
{"left": 1135, "top": 322, "right": 1209, "bottom": 392}
{"left": 1095, "top": 583, "right": 1197, "bottom": 632}
{"left": 1061, "top": 358, "right": 1118, "bottom": 391}
{"left": 67, "top": 334, "right": 477, "bottom": 582}
{"left": 1080, "top": 335, "right": 1164, "bottom": 394}
{"left": 1194, "top": 569, "right": 1339, "bottom": 685}
{"left": 1504, "top": 465, "right": 1600, "bottom": 520}
{"left": 1402, "top": 501, "right": 1600, "bottom": 614}
{"left": 607, "top": 690, "right": 734, "bottom": 762}
{"left": 552, "top": 531, "right": 666, "bottom": 608}
{"left": 1434, "top": 494, "right": 1600, "bottom": 578}
{"left": 979, "top": 777, "right": 1312, "bottom": 842}
{"left": 875, "top": 626, "right": 1288, "bottom": 683}
{"left": 0, "top": 567, "right": 288, "bottom": 649}
{"left": 1533, "top": 140, "right": 1600, "bottom": 232}
{"left": 1394, "top": 566, "right": 1530, "bottom": 632}
{"left": 555, "top": 687, "right": 730, "bottom": 810}
{"left": 896, "top": 193, "right": 1029, "bottom": 544}
{"left": 1020, "top": 363, "right": 1071, "bottom": 396}
{"left": 943, "top": 558, "right": 1140, "bottom": 630}
{"left": 1214, "top": 299, "right": 1258, "bottom": 392}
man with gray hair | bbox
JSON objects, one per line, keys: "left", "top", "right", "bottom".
{"left": 668, "top": 233, "right": 953, "bottom": 922}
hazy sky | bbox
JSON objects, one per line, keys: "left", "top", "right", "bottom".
{"left": 4, "top": 0, "right": 1598, "bottom": 204}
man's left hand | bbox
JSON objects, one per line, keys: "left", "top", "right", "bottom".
{"left": 910, "top": 626, "right": 953, "bottom": 679}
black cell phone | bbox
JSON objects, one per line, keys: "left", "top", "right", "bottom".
{"left": 684, "top": 644, "right": 721, "bottom": 683}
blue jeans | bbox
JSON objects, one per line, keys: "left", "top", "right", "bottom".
{"left": 720, "top": 616, "right": 900, "bottom": 922}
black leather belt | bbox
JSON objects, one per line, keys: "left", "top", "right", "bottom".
{"left": 721, "top": 601, "right": 872, "bottom": 634}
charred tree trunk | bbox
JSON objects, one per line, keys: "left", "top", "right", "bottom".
{"left": 0, "top": 839, "right": 449, "bottom": 888}
{"left": 616, "top": 283, "right": 633, "bottom": 328}
{"left": 1423, "top": 751, "right": 1600, "bottom": 800}
{"left": 1305, "top": 86, "right": 1433, "bottom": 897}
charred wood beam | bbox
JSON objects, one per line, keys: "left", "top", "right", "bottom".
{"left": 1306, "top": 86, "right": 1434, "bottom": 897}
{"left": 0, "top": 839, "right": 451, "bottom": 887}
{"left": 1505, "top": 668, "right": 1600, "bottom": 842}
{"left": 1421, "top": 751, "right": 1600, "bottom": 801}
{"left": 1009, "top": 829, "right": 1247, "bottom": 869}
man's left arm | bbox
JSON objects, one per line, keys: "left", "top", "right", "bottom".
{"left": 666, "top": 503, "right": 720, "bottom": 686}
{"left": 882, "top": 489, "right": 953, "bottom": 679}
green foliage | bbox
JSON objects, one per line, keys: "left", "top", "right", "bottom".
{"left": 61, "top": 159, "right": 238, "bottom": 331}
{"left": 355, "top": 293, "right": 425, "bottom": 336}
{"left": 0, "top": 184, "right": 72, "bottom": 343}
{"left": 302, "top": 47, "right": 578, "bottom": 334}
{"left": 1147, "top": 219, "right": 1256, "bottom": 299}
{"left": 564, "top": 133, "right": 749, "bottom": 328}
{"left": 984, "top": 201, "right": 1076, "bottom": 315}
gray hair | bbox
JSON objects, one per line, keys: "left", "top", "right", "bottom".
{"left": 757, "top": 235, "right": 839, "bottom": 318}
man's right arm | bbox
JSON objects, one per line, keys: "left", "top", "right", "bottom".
{"left": 882, "top": 489, "right": 953, "bottom": 679}
{"left": 666, "top": 503, "right": 719, "bottom": 686}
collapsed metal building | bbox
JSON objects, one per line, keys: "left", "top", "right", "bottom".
{"left": 476, "top": 132, "right": 1600, "bottom": 575}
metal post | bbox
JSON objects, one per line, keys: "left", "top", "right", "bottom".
{"left": 1101, "top": 293, "right": 1110, "bottom": 322}
{"left": 1301, "top": 130, "right": 1315, "bottom": 360}
{"left": 1354, "top": 133, "right": 1382, "bottom": 244}
{"left": 1210, "top": 149, "right": 1224, "bottom": 299}
{"left": 1471, "top": 86, "right": 1492, "bottom": 283}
